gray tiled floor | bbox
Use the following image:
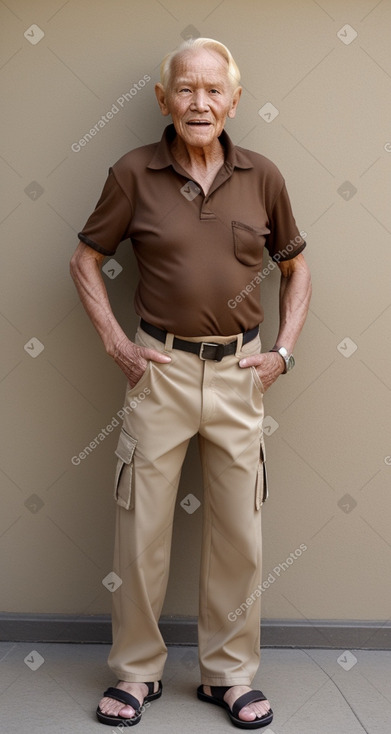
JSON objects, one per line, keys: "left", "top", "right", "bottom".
{"left": 1, "top": 642, "right": 390, "bottom": 733}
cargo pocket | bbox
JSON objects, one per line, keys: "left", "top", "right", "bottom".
{"left": 113, "top": 427, "right": 137, "bottom": 510}
{"left": 255, "top": 438, "right": 269, "bottom": 510}
{"left": 232, "top": 221, "right": 270, "bottom": 266}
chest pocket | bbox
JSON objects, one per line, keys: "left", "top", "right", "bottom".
{"left": 232, "top": 221, "right": 270, "bottom": 266}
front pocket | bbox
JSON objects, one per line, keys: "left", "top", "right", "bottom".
{"left": 251, "top": 365, "right": 265, "bottom": 395}
{"left": 255, "top": 438, "right": 269, "bottom": 510}
{"left": 113, "top": 428, "right": 137, "bottom": 509}
{"left": 126, "top": 359, "right": 152, "bottom": 397}
{"left": 232, "top": 221, "right": 270, "bottom": 266}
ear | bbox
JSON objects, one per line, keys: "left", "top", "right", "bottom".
{"left": 155, "top": 83, "right": 171, "bottom": 117}
{"left": 227, "top": 86, "right": 242, "bottom": 119}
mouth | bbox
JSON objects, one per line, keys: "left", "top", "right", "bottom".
{"left": 186, "top": 121, "right": 212, "bottom": 127}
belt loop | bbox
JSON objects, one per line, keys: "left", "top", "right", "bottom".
{"left": 164, "top": 332, "right": 174, "bottom": 352}
{"left": 235, "top": 332, "right": 244, "bottom": 357}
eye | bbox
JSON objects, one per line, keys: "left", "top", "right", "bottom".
{"left": 209, "top": 89, "right": 220, "bottom": 94}
{"left": 179, "top": 87, "right": 191, "bottom": 93}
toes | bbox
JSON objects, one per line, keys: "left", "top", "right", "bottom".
{"left": 99, "top": 699, "right": 136, "bottom": 719}
{"left": 238, "top": 701, "right": 271, "bottom": 722}
{"left": 118, "top": 705, "right": 137, "bottom": 719}
{"left": 238, "top": 705, "right": 257, "bottom": 722}
{"left": 240, "top": 710, "right": 255, "bottom": 722}
{"left": 98, "top": 681, "right": 158, "bottom": 721}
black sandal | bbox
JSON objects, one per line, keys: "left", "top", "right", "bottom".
{"left": 96, "top": 681, "right": 162, "bottom": 726}
{"left": 197, "top": 685, "right": 273, "bottom": 729}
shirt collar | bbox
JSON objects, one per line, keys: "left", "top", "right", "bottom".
{"left": 147, "top": 123, "right": 253, "bottom": 172}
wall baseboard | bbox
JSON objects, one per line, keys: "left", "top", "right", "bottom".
{"left": 1, "top": 614, "right": 390, "bottom": 649}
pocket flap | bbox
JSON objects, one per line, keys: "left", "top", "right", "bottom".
{"left": 232, "top": 221, "right": 270, "bottom": 266}
{"left": 115, "top": 428, "right": 137, "bottom": 464}
{"left": 255, "top": 437, "right": 269, "bottom": 509}
{"left": 260, "top": 437, "right": 269, "bottom": 504}
{"left": 114, "top": 428, "right": 137, "bottom": 510}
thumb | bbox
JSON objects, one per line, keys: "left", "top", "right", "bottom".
{"left": 142, "top": 347, "right": 172, "bottom": 363}
{"left": 239, "top": 354, "right": 263, "bottom": 368}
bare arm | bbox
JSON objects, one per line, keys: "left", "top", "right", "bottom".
{"left": 239, "top": 252, "right": 312, "bottom": 390}
{"left": 70, "top": 242, "right": 171, "bottom": 386}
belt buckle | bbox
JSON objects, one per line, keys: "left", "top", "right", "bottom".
{"left": 199, "top": 342, "right": 224, "bottom": 361}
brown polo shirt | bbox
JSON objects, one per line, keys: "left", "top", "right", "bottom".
{"left": 78, "top": 123, "right": 306, "bottom": 336}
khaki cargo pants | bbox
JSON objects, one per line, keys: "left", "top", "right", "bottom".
{"left": 107, "top": 324, "right": 267, "bottom": 687}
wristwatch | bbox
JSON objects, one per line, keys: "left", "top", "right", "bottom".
{"left": 270, "top": 346, "right": 295, "bottom": 373}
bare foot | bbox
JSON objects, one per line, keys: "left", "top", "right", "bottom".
{"left": 98, "top": 680, "right": 159, "bottom": 720}
{"left": 203, "top": 685, "right": 271, "bottom": 722}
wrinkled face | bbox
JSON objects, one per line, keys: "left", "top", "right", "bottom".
{"left": 156, "top": 48, "right": 241, "bottom": 149}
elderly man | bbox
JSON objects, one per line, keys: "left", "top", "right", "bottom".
{"left": 70, "top": 37, "right": 311, "bottom": 729}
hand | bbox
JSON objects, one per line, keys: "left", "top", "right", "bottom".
{"left": 112, "top": 336, "right": 171, "bottom": 388}
{"left": 239, "top": 351, "right": 284, "bottom": 391}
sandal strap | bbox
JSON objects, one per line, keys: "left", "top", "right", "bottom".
{"left": 144, "top": 681, "right": 157, "bottom": 696}
{"left": 103, "top": 687, "right": 141, "bottom": 712}
{"left": 231, "top": 689, "right": 267, "bottom": 719}
{"left": 210, "top": 685, "right": 232, "bottom": 700}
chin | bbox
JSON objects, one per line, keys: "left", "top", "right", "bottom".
{"left": 184, "top": 129, "right": 216, "bottom": 146}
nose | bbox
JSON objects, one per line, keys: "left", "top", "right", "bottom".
{"left": 190, "top": 89, "right": 209, "bottom": 111}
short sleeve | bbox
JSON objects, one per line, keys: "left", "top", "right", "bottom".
{"left": 266, "top": 182, "right": 306, "bottom": 262}
{"left": 78, "top": 168, "right": 132, "bottom": 256}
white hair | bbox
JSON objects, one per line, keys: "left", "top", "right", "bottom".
{"left": 159, "top": 37, "right": 241, "bottom": 91}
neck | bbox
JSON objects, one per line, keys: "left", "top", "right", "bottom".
{"left": 171, "top": 135, "right": 224, "bottom": 173}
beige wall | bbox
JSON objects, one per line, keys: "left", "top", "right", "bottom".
{"left": 1, "top": 0, "right": 391, "bottom": 629}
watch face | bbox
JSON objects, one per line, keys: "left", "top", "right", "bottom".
{"left": 271, "top": 347, "right": 294, "bottom": 372}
